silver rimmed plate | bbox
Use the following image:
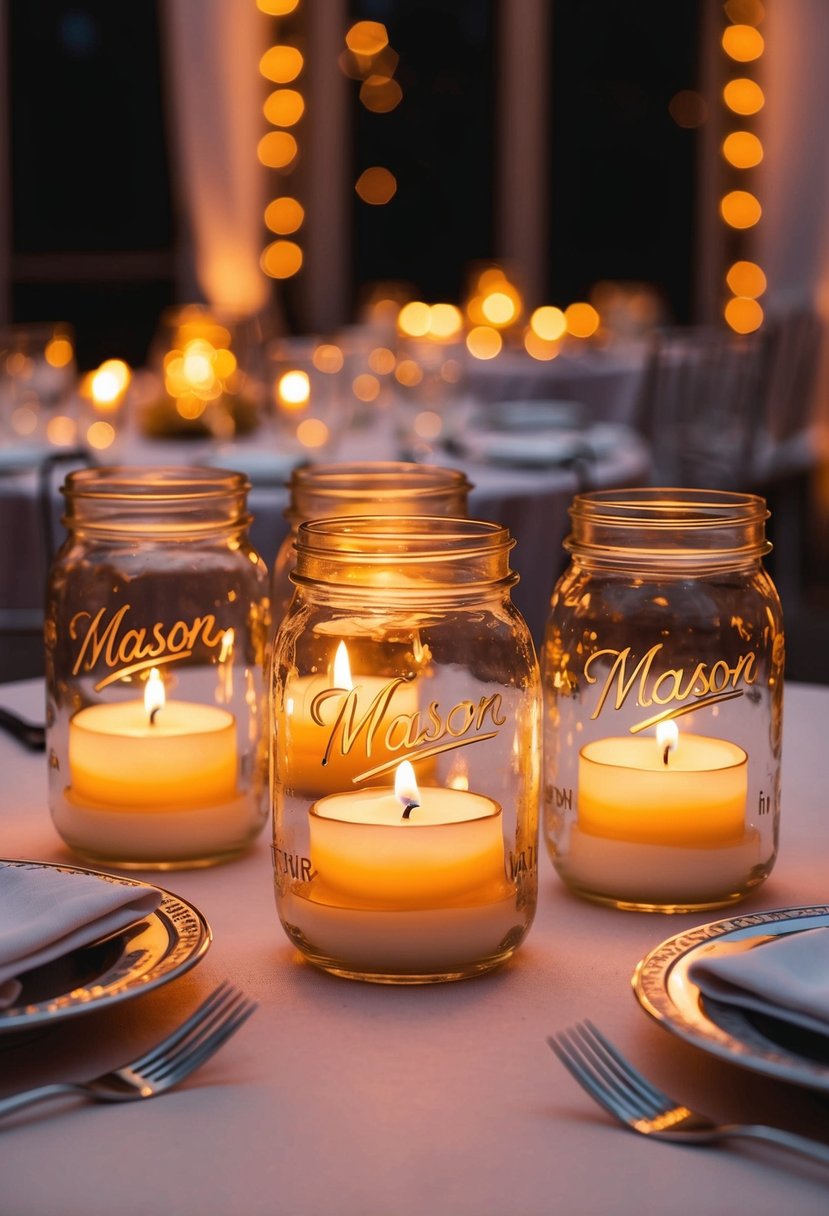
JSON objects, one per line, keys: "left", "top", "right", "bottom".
{"left": 633, "top": 905, "right": 829, "bottom": 1092}
{"left": 0, "top": 859, "right": 212, "bottom": 1032}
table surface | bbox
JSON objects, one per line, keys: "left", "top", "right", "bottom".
{"left": 1, "top": 678, "right": 828, "bottom": 1216}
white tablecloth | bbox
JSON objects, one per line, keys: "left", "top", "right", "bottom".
{"left": 1, "top": 678, "right": 828, "bottom": 1215}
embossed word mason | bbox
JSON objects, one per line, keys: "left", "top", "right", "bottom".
{"left": 584, "top": 642, "right": 758, "bottom": 732}
{"left": 70, "top": 604, "right": 229, "bottom": 689}
{"left": 313, "top": 677, "right": 507, "bottom": 782}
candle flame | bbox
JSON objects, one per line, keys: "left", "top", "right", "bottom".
{"left": 656, "top": 719, "right": 679, "bottom": 765}
{"left": 219, "top": 628, "right": 235, "bottom": 662}
{"left": 332, "top": 641, "right": 353, "bottom": 690}
{"left": 395, "top": 759, "right": 420, "bottom": 815}
{"left": 144, "top": 669, "right": 165, "bottom": 722}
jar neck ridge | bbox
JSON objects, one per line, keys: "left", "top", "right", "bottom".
{"left": 62, "top": 466, "right": 252, "bottom": 539}
{"left": 293, "top": 516, "right": 517, "bottom": 604}
{"left": 566, "top": 488, "right": 772, "bottom": 573}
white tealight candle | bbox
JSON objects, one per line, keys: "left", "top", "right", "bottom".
{"left": 68, "top": 669, "right": 237, "bottom": 809}
{"left": 309, "top": 760, "right": 506, "bottom": 907}
{"left": 578, "top": 721, "right": 748, "bottom": 847}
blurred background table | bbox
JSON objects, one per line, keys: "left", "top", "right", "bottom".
{"left": 0, "top": 390, "right": 651, "bottom": 677}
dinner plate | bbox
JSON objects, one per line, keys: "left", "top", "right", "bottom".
{"left": 633, "top": 905, "right": 829, "bottom": 1092}
{"left": 0, "top": 859, "right": 212, "bottom": 1032}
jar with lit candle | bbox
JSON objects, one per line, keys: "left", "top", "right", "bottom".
{"left": 45, "top": 466, "right": 270, "bottom": 868}
{"left": 270, "top": 461, "right": 472, "bottom": 628}
{"left": 541, "top": 488, "right": 784, "bottom": 912}
{"left": 271, "top": 516, "right": 540, "bottom": 983}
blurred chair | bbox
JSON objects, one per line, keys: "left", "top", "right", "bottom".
{"left": 753, "top": 306, "right": 825, "bottom": 611}
{"left": 634, "top": 325, "right": 767, "bottom": 490}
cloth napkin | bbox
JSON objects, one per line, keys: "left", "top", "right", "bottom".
{"left": 688, "top": 926, "right": 829, "bottom": 1039}
{"left": 0, "top": 861, "right": 162, "bottom": 1008}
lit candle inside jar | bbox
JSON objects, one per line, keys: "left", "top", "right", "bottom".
{"left": 577, "top": 720, "right": 748, "bottom": 847}
{"left": 68, "top": 668, "right": 238, "bottom": 808}
{"left": 308, "top": 760, "right": 506, "bottom": 907}
{"left": 281, "top": 641, "right": 420, "bottom": 795}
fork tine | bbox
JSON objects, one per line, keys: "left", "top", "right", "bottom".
{"left": 577, "top": 1022, "right": 673, "bottom": 1115}
{"left": 148, "top": 998, "right": 258, "bottom": 1088}
{"left": 138, "top": 989, "right": 251, "bottom": 1083}
{"left": 549, "top": 1023, "right": 676, "bottom": 1126}
{"left": 548, "top": 1031, "right": 632, "bottom": 1124}
{"left": 130, "top": 981, "right": 236, "bottom": 1072}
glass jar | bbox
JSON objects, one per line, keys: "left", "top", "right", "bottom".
{"left": 271, "top": 516, "right": 540, "bottom": 983}
{"left": 271, "top": 461, "right": 472, "bottom": 626}
{"left": 542, "top": 489, "right": 784, "bottom": 912}
{"left": 45, "top": 466, "right": 270, "bottom": 869}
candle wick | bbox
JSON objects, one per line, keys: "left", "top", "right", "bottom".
{"left": 401, "top": 799, "right": 420, "bottom": 820}
{"left": 150, "top": 706, "right": 161, "bottom": 726}
{"left": 663, "top": 744, "right": 670, "bottom": 766}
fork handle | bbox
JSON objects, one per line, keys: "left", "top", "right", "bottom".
{"left": 0, "top": 1083, "right": 82, "bottom": 1119}
{"left": 721, "top": 1124, "right": 829, "bottom": 1167}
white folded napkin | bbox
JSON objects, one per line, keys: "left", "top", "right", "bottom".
{"left": 0, "top": 861, "right": 162, "bottom": 1008}
{"left": 688, "top": 926, "right": 829, "bottom": 1039}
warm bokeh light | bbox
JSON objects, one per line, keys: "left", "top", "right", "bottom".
{"left": 258, "top": 131, "right": 298, "bottom": 169}
{"left": 296, "top": 418, "right": 330, "bottom": 448}
{"left": 482, "top": 291, "right": 518, "bottom": 326}
{"left": 564, "top": 302, "right": 600, "bottom": 338}
{"left": 722, "top": 130, "right": 763, "bottom": 168}
{"left": 668, "top": 90, "right": 707, "bottom": 128}
{"left": 345, "top": 21, "right": 389, "bottom": 56}
{"left": 465, "top": 326, "right": 502, "bottom": 360}
{"left": 313, "top": 344, "right": 344, "bottom": 374}
{"left": 368, "top": 346, "right": 396, "bottom": 374}
{"left": 264, "top": 89, "right": 305, "bottom": 127}
{"left": 277, "top": 370, "right": 311, "bottom": 408}
{"left": 90, "top": 359, "right": 131, "bottom": 409}
{"left": 355, "top": 166, "right": 397, "bottom": 205}
{"left": 394, "top": 359, "right": 423, "bottom": 387}
{"left": 429, "top": 303, "right": 463, "bottom": 339}
{"left": 725, "top": 296, "right": 764, "bottom": 333}
{"left": 440, "top": 358, "right": 462, "bottom": 384}
{"left": 176, "top": 396, "right": 207, "bottom": 421}
{"left": 398, "top": 301, "right": 431, "bottom": 338}
{"left": 723, "top": 77, "right": 764, "bottom": 115}
{"left": 86, "top": 420, "right": 116, "bottom": 450}
{"left": 45, "top": 336, "right": 73, "bottom": 368}
{"left": 261, "top": 239, "right": 303, "bottom": 278}
{"left": 164, "top": 339, "right": 233, "bottom": 403}
{"left": 259, "top": 46, "right": 304, "bottom": 84}
{"left": 530, "top": 305, "right": 567, "bottom": 342}
{"left": 11, "top": 405, "right": 37, "bottom": 436}
{"left": 524, "top": 330, "right": 561, "bottom": 361}
{"left": 352, "top": 373, "right": 380, "bottom": 402}
{"left": 46, "top": 415, "right": 77, "bottom": 446}
{"left": 265, "top": 196, "right": 305, "bottom": 234}
{"left": 722, "top": 24, "right": 764, "bottom": 62}
{"left": 720, "top": 189, "right": 762, "bottom": 228}
{"left": 726, "top": 260, "right": 767, "bottom": 298}
{"left": 413, "top": 410, "right": 442, "bottom": 441}
{"left": 257, "top": 0, "right": 299, "bottom": 14}
{"left": 476, "top": 267, "right": 508, "bottom": 291}
{"left": 359, "top": 76, "right": 403, "bottom": 113}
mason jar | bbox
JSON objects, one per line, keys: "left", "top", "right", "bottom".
{"left": 541, "top": 488, "right": 784, "bottom": 912}
{"left": 270, "top": 461, "right": 472, "bottom": 627}
{"left": 271, "top": 516, "right": 540, "bottom": 983}
{"left": 45, "top": 466, "right": 270, "bottom": 869}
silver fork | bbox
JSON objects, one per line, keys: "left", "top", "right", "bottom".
{"left": 549, "top": 1021, "right": 829, "bottom": 1167}
{"left": 0, "top": 981, "right": 256, "bottom": 1120}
